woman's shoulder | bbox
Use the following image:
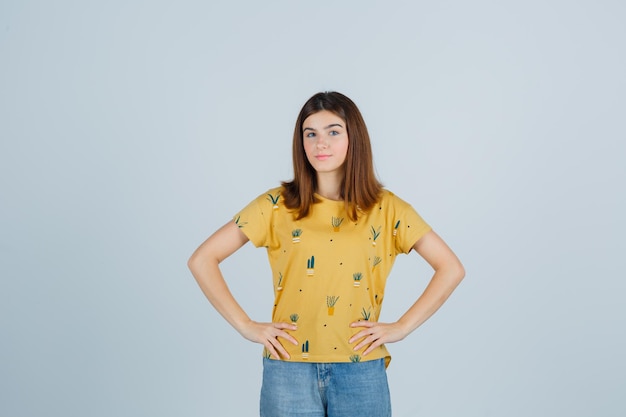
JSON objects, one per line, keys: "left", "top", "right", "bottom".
{"left": 379, "top": 188, "right": 406, "bottom": 203}
{"left": 265, "top": 186, "right": 284, "bottom": 197}
{"left": 242, "top": 186, "right": 287, "bottom": 209}
{"left": 247, "top": 185, "right": 284, "bottom": 200}
{"left": 377, "top": 189, "right": 420, "bottom": 211}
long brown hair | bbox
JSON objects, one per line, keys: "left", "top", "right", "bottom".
{"left": 281, "top": 92, "right": 383, "bottom": 221}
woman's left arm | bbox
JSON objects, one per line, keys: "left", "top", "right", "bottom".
{"left": 349, "top": 230, "right": 465, "bottom": 355}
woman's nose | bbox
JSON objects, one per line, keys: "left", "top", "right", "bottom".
{"left": 315, "top": 135, "right": 329, "bottom": 148}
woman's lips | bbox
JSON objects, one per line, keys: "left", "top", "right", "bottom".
{"left": 316, "top": 154, "right": 331, "bottom": 161}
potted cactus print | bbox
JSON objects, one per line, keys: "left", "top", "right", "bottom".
{"left": 277, "top": 272, "right": 283, "bottom": 291}
{"left": 290, "top": 313, "right": 299, "bottom": 325}
{"left": 306, "top": 256, "right": 315, "bottom": 276}
{"left": 291, "top": 229, "right": 302, "bottom": 243}
{"left": 327, "top": 296, "right": 340, "bottom": 315}
{"left": 267, "top": 193, "right": 280, "bottom": 210}
{"left": 352, "top": 272, "right": 363, "bottom": 287}
{"left": 302, "top": 340, "right": 309, "bottom": 359}
{"left": 349, "top": 354, "right": 361, "bottom": 363}
{"left": 370, "top": 226, "right": 381, "bottom": 246}
{"left": 393, "top": 220, "right": 400, "bottom": 237}
{"left": 331, "top": 216, "right": 344, "bottom": 232}
{"left": 374, "top": 293, "right": 383, "bottom": 307}
{"left": 361, "top": 307, "right": 372, "bottom": 321}
{"left": 234, "top": 215, "right": 247, "bottom": 228}
{"left": 371, "top": 256, "right": 382, "bottom": 272}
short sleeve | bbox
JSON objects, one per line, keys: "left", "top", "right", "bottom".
{"left": 389, "top": 193, "right": 432, "bottom": 254}
{"left": 233, "top": 191, "right": 275, "bottom": 248}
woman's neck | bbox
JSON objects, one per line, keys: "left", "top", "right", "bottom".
{"left": 316, "top": 173, "right": 343, "bottom": 201}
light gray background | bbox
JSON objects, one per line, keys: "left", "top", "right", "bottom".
{"left": 1, "top": 1, "right": 624, "bottom": 416}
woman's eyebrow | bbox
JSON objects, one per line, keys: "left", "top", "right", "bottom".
{"left": 303, "top": 123, "right": 344, "bottom": 132}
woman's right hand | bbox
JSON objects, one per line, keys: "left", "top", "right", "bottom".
{"left": 239, "top": 320, "right": 298, "bottom": 359}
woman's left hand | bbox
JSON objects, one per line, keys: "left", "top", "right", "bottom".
{"left": 348, "top": 321, "right": 408, "bottom": 356}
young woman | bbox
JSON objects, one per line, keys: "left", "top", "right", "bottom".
{"left": 188, "top": 92, "right": 465, "bottom": 416}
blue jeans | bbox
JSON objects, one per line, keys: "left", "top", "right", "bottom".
{"left": 260, "top": 358, "right": 392, "bottom": 417}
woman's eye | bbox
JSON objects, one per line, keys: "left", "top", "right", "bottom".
{"left": 306, "top": 132, "right": 316, "bottom": 138}
{"left": 329, "top": 130, "right": 339, "bottom": 136}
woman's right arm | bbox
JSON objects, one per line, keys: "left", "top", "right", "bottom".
{"left": 188, "top": 220, "right": 298, "bottom": 359}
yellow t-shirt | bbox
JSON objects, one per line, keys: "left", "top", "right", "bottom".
{"left": 234, "top": 187, "right": 431, "bottom": 366}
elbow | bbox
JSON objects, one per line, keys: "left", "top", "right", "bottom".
{"left": 454, "top": 260, "right": 465, "bottom": 283}
{"left": 458, "top": 263, "right": 466, "bottom": 282}
{"left": 187, "top": 251, "right": 204, "bottom": 276}
{"left": 188, "top": 249, "right": 220, "bottom": 278}
{"left": 187, "top": 255, "right": 196, "bottom": 272}
{"left": 441, "top": 258, "right": 465, "bottom": 284}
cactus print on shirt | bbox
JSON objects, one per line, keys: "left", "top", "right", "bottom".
{"left": 234, "top": 187, "right": 431, "bottom": 367}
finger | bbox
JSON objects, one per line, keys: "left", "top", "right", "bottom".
{"left": 349, "top": 326, "right": 377, "bottom": 344}
{"left": 350, "top": 320, "right": 374, "bottom": 328}
{"left": 268, "top": 337, "right": 291, "bottom": 359}
{"left": 359, "top": 331, "right": 385, "bottom": 354}
{"left": 268, "top": 323, "right": 298, "bottom": 345}
{"left": 265, "top": 342, "right": 281, "bottom": 360}
{"left": 353, "top": 335, "right": 376, "bottom": 352}
{"left": 274, "top": 322, "right": 298, "bottom": 331}
{"left": 362, "top": 339, "right": 382, "bottom": 356}
{"left": 354, "top": 334, "right": 376, "bottom": 350}
{"left": 277, "top": 331, "right": 299, "bottom": 345}
{"left": 353, "top": 327, "right": 383, "bottom": 350}
{"left": 348, "top": 331, "right": 366, "bottom": 344}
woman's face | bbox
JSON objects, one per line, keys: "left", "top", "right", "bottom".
{"left": 302, "top": 110, "right": 349, "bottom": 176}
